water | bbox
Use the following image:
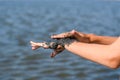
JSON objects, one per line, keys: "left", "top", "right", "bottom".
{"left": 0, "top": 0, "right": 120, "bottom": 80}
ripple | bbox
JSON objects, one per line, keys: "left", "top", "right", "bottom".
{"left": 0, "top": 0, "right": 120, "bottom": 80}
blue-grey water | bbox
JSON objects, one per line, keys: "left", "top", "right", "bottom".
{"left": 0, "top": 0, "right": 120, "bottom": 80}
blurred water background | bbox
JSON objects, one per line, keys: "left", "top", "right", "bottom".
{"left": 0, "top": 0, "right": 120, "bottom": 80}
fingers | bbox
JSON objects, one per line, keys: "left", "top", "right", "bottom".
{"left": 51, "top": 30, "right": 86, "bottom": 42}
{"left": 51, "top": 33, "right": 69, "bottom": 39}
{"left": 51, "top": 29, "right": 83, "bottom": 39}
{"left": 30, "top": 41, "right": 34, "bottom": 45}
{"left": 30, "top": 41, "right": 40, "bottom": 50}
{"left": 51, "top": 31, "right": 74, "bottom": 39}
{"left": 30, "top": 41, "right": 65, "bottom": 58}
{"left": 31, "top": 46, "right": 38, "bottom": 50}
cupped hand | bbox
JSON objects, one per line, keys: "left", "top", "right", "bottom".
{"left": 30, "top": 41, "right": 65, "bottom": 58}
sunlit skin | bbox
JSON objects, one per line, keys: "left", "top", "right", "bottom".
{"left": 30, "top": 30, "right": 120, "bottom": 69}
{"left": 30, "top": 41, "right": 49, "bottom": 50}
{"left": 30, "top": 41, "right": 65, "bottom": 57}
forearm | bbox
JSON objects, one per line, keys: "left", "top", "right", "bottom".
{"left": 64, "top": 41, "right": 118, "bottom": 68}
{"left": 86, "top": 34, "right": 118, "bottom": 45}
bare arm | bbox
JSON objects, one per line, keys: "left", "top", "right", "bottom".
{"left": 64, "top": 38, "right": 120, "bottom": 69}
{"left": 31, "top": 30, "right": 120, "bottom": 69}
{"left": 30, "top": 38, "right": 120, "bottom": 69}
{"left": 86, "top": 33, "right": 118, "bottom": 45}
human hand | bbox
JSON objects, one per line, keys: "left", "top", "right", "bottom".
{"left": 51, "top": 30, "right": 90, "bottom": 43}
{"left": 30, "top": 41, "right": 65, "bottom": 58}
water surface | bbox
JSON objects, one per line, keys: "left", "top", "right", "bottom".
{"left": 0, "top": 0, "right": 120, "bottom": 80}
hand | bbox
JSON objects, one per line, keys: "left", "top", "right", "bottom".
{"left": 30, "top": 41, "right": 65, "bottom": 58}
{"left": 51, "top": 30, "right": 90, "bottom": 43}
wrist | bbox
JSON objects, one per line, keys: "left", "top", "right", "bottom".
{"left": 85, "top": 33, "right": 98, "bottom": 43}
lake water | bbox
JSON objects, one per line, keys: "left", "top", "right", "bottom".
{"left": 0, "top": 0, "right": 120, "bottom": 80}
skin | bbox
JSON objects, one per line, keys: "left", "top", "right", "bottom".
{"left": 30, "top": 41, "right": 65, "bottom": 57}
{"left": 51, "top": 30, "right": 118, "bottom": 45}
{"left": 30, "top": 30, "right": 120, "bottom": 69}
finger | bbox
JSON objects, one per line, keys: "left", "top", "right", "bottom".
{"left": 51, "top": 34, "right": 66, "bottom": 39}
{"left": 50, "top": 51, "right": 58, "bottom": 58}
{"left": 32, "top": 47, "right": 36, "bottom": 50}
{"left": 30, "top": 41, "right": 34, "bottom": 43}
{"left": 51, "top": 32, "right": 73, "bottom": 39}
{"left": 30, "top": 41, "right": 37, "bottom": 46}
{"left": 43, "top": 46, "right": 49, "bottom": 49}
{"left": 31, "top": 43, "right": 37, "bottom": 47}
{"left": 30, "top": 41, "right": 41, "bottom": 50}
{"left": 31, "top": 46, "right": 39, "bottom": 50}
{"left": 30, "top": 41, "right": 34, "bottom": 44}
